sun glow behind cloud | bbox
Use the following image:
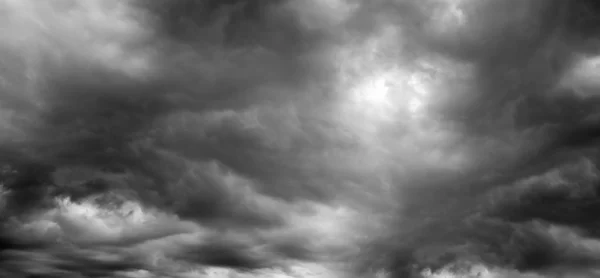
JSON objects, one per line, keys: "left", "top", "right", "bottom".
{"left": 353, "top": 74, "right": 392, "bottom": 114}
{"left": 333, "top": 26, "right": 432, "bottom": 152}
{"left": 347, "top": 68, "right": 430, "bottom": 124}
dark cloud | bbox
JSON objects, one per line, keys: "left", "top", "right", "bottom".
{"left": 3, "top": 0, "right": 600, "bottom": 277}
{"left": 0, "top": 247, "right": 145, "bottom": 278}
{"left": 351, "top": 0, "right": 600, "bottom": 277}
{"left": 0, "top": 0, "right": 363, "bottom": 276}
{"left": 176, "top": 238, "right": 273, "bottom": 270}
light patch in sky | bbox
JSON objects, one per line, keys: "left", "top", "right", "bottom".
{"left": 19, "top": 195, "right": 200, "bottom": 245}
{"left": 407, "top": 72, "right": 433, "bottom": 116}
{"left": 349, "top": 67, "right": 430, "bottom": 121}
{"left": 427, "top": 0, "right": 469, "bottom": 35}
{"left": 421, "top": 264, "right": 493, "bottom": 278}
{"left": 0, "top": 0, "right": 155, "bottom": 79}
{"left": 560, "top": 54, "right": 600, "bottom": 98}
{"left": 285, "top": 0, "right": 358, "bottom": 31}
{"left": 351, "top": 73, "right": 394, "bottom": 119}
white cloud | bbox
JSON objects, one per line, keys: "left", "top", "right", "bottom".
{"left": 0, "top": 0, "right": 156, "bottom": 79}
{"left": 560, "top": 55, "right": 600, "bottom": 98}
{"left": 16, "top": 194, "right": 200, "bottom": 246}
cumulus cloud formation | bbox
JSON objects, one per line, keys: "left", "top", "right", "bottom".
{"left": 2, "top": 0, "right": 600, "bottom": 277}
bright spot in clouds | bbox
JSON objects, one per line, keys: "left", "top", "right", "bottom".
{"left": 348, "top": 68, "right": 430, "bottom": 125}
{"left": 352, "top": 74, "right": 393, "bottom": 117}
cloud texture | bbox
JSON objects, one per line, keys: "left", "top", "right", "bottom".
{"left": 2, "top": 0, "right": 600, "bottom": 277}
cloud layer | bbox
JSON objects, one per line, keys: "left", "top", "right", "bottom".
{"left": 2, "top": 0, "right": 600, "bottom": 277}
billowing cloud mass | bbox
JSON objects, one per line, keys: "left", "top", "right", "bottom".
{"left": 2, "top": 0, "right": 600, "bottom": 277}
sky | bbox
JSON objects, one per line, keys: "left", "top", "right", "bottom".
{"left": 1, "top": 0, "right": 600, "bottom": 277}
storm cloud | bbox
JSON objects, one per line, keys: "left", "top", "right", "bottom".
{"left": 2, "top": 0, "right": 600, "bottom": 277}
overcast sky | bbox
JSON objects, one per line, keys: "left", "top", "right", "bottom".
{"left": 1, "top": 0, "right": 600, "bottom": 277}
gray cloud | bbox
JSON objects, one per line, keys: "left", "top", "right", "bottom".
{"left": 350, "top": 0, "right": 600, "bottom": 277}
{"left": 3, "top": 0, "right": 600, "bottom": 277}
